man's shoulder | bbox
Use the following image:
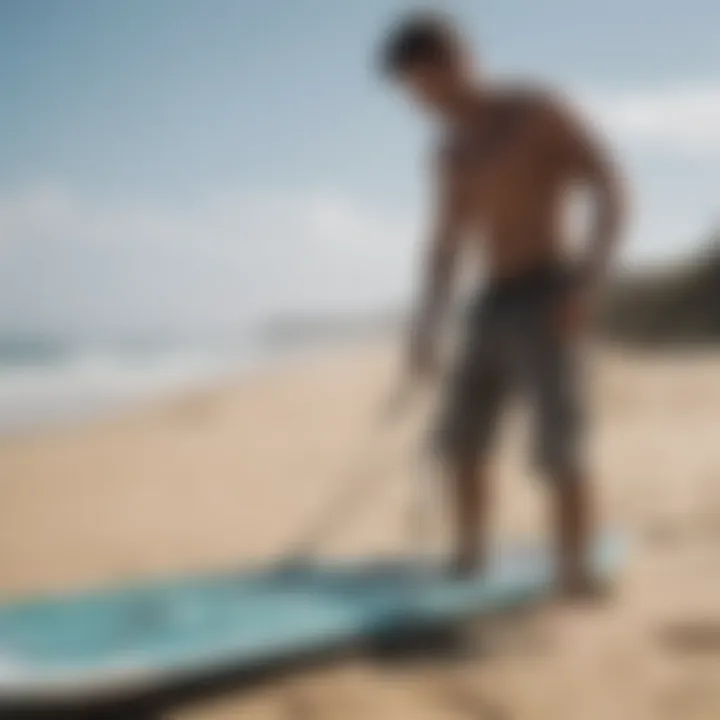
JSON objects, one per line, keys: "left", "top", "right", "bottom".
{"left": 431, "top": 84, "right": 575, "bottom": 164}
{"left": 490, "top": 82, "right": 568, "bottom": 118}
{"left": 492, "top": 83, "right": 591, "bottom": 149}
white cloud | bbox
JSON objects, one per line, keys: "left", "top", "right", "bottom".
{"left": 0, "top": 184, "right": 418, "bottom": 335}
{"left": 581, "top": 83, "right": 720, "bottom": 155}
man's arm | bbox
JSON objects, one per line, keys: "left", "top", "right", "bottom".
{"left": 540, "top": 95, "right": 627, "bottom": 338}
{"left": 408, "top": 152, "right": 464, "bottom": 377}
{"left": 546, "top": 96, "right": 628, "bottom": 292}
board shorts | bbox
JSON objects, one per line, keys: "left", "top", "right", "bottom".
{"left": 434, "top": 262, "right": 585, "bottom": 479}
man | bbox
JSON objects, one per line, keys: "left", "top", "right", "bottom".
{"left": 380, "top": 14, "right": 626, "bottom": 594}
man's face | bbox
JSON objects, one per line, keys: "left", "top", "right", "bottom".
{"left": 399, "top": 61, "right": 458, "bottom": 115}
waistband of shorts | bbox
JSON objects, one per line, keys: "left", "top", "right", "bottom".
{"left": 483, "top": 261, "right": 577, "bottom": 301}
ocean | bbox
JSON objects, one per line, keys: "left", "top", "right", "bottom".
{"left": 0, "top": 334, "right": 259, "bottom": 436}
{"left": 0, "top": 319, "right": 400, "bottom": 436}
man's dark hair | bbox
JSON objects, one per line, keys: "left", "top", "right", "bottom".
{"left": 379, "top": 13, "right": 461, "bottom": 77}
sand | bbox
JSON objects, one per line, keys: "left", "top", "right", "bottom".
{"left": 1, "top": 342, "right": 720, "bottom": 719}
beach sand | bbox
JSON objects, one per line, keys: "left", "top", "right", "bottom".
{"left": 1, "top": 343, "right": 720, "bottom": 719}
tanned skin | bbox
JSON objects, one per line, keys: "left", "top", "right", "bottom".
{"left": 395, "top": 37, "right": 626, "bottom": 593}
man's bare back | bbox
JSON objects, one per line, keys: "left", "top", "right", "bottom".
{"left": 381, "top": 13, "right": 626, "bottom": 592}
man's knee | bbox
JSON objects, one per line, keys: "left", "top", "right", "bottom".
{"left": 533, "top": 424, "right": 584, "bottom": 481}
{"left": 431, "top": 399, "right": 500, "bottom": 470}
{"left": 534, "top": 384, "right": 585, "bottom": 480}
{"left": 535, "top": 453, "right": 584, "bottom": 485}
{"left": 431, "top": 420, "right": 478, "bottom": 469}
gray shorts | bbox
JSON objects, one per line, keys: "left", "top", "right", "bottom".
{"left": 434, "top": 265, "right": 585, "bottom": 478}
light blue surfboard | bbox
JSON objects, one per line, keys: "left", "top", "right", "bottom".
{"left": 0, "top": 532, "right": 626, "bottom": 703}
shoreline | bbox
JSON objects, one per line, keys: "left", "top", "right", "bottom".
{"left": 0, "top": 333, "right": 397, "bottom": 442}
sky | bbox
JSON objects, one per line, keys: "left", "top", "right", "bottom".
{"left": 1, "top": 0, "right": 719, "bottom": 337}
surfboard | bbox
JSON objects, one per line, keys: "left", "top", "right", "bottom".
{"left": 0, "top": 531, "right": 626, "bottom": 704}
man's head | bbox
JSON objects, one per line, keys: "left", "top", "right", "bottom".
{"left": 380, "top": 13, "right": 473, "bottom": 115}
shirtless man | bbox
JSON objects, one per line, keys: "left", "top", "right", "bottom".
{"left": 380, "top": 14, "right": 626, "bottom": 593}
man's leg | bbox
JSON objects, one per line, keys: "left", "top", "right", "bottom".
{"left": 552, "top": 470, "right": 594, "bottom": 595}
{"left": 435, "top": 330, "right": 507, "bottom": 578}
{"left": 450, "top": 453, "right": 492, "bottom": 576}
{"left": 523, "top": 321, "right": 594, "bottom": 595}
